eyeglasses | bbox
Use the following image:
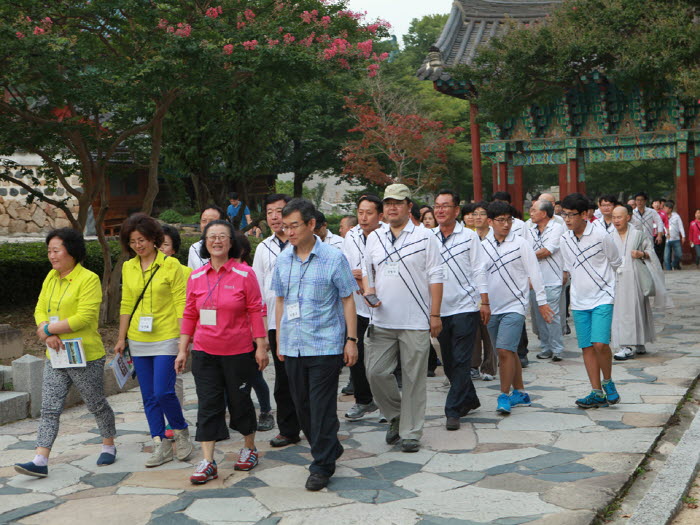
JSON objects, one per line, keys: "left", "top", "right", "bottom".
{"left": 434, "top": 205, "right": 456, "bottom": 211}
{"left": 129, "top": 238, "right": 150, "bottom": 246}
{"left": 472, "top": 212, "right": 487, "bottom": 217}
{"left": 561, "top": 212, "right": 581, "bottom": 219}
{"left": 492, "top": 217, "right": 513, "bottom": 224}
{"left": 206, "top": 234, "right": 231, "bottom": 241}
{"left": 282, "top": 222, "right": 305, "bottom": 232}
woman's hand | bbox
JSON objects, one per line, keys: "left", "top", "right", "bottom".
{"left": 36, "top": 323, "right": 49, "bottom": 342}
{"left": 114, "top": 339, "right": 127, "bottom": 356}
{"left": 255, "top": 338, "right": 269, "bottom": 371}
{"left": 45, "top": 335, "right": 64, "bottom": 351}
{"left": 174, "top": 349, "right": 189, "bottom": 374}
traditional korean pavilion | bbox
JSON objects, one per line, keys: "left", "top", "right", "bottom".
{"left": 417, "top": 0, "right": 700, "bottom": 228}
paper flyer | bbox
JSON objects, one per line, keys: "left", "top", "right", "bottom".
{"left": 48, "top": 338, "right": 87, "bottom": 368}
{"left": 110, "top": 348, "right": 135, "bottom": 389}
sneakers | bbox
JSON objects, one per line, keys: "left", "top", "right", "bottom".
{"left": 470, "top": 368, "right": 481, "bottom": 380}
{"left": 510, "top": 390, "right": 532, "bottom": 407}
{"left": 173, "top": 428, "right": 193, "bottom": 461}
{"left": 552, "top": 354, "right": 563, "bottom": 362}
{"left": 496, "top": 393, "right": 511, "bottom": 415}
{"left": 401, "top": 439, "right": 420, "bottom": 453}
{"left": 481, "top": 373, "right": 494, "bottom": 381}
{"left": 386, "top": 416, "right": 400, "bottom": 444}
{"left": 564, "top": 323, "right": 571, "bottom": 335}
{"left": 446, "top": 417, "right": 460, "bottom": 431}
{"left": 519, "top": 356, "right": 529, "bottom": 368}
{"left": 305, "top": 472, "right": 330, "bottom": 491}
{"left": 614, "top": 347, "right": 634, "bottom": 361}
{"left": 190, "top": 459, "right": 218, "bottom": 484}
{"left": 257, "top": 412, "right": 275, "bottom": 432}
{"left": 14, "top": 461, "right": 48, "bottom": 478}
{"left": 341, "top": 379, "right": 355, "bottom": 396}
{"left": 576, "top": 391, "right": 609, "bottom": 409}
{"left": 345, "top": 402, "right": 378, "bottom": 421}
{"left": 635, "top": 345, "right": 647, "bottom": 355}
{"left": 378, "top": 413, "right": 388, "bottom": 423}
{"left": 602, "top": 380, "right": 621, "bottom": 405}
{"left": 270, "top": 434, "right": 301, "bottom": 448}
{"left": 234, "top": 448, "right": 259, "bottom": 471}
{"left": 145, "top": 436, "right": 173, "bottom": 467}
{"left": 97, "top": 450, "right": 116, "bottom": 466}
{"left": 537, "top": 350, "right": 553, "bottom": 359}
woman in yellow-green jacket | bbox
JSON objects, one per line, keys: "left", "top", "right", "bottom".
{"left": 14, "top": 228, "right": 117, "bottom": 478}
{"left": 115, "top": 213, "right": 192, "bottom": 467}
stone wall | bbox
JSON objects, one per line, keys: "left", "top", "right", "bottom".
{"left": 0, "top": 152, "right": 81, "bottom": 235}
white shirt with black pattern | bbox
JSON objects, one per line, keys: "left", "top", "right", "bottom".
{"left": 323, "top": 230, "right": 345, "bottom": 250}
{"left": 561, "top": 222, "right": 622, "bottom": 310}
{"left": 342, "top": 224, "right": 387, "bottom": 319}
{"left": 252, "top": 233, "right": 289, "bottom": 326}
{"left": 633, "top": 207, "right": 666, "bottom": 240}
{"left": 362, "top": 221, "right": 445, "bottom": 330}
{"left": 431, "top": 222, "right": 488, "bottom": 316}
{"left": 481, "top": 230, "right": 547, "bottom": 316}
{"left": 525, "top": 219, "right": 565, "bottom": 287}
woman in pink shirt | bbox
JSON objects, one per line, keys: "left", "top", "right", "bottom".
{"left": 690, "top": 208, "right": 700, "bottom": 267}
{"left": 175, "top": 220, "right": 269, "bottom": 485}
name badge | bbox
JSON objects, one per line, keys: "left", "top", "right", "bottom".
{"left": 287, "top": 302, "right": 301, "bottom": 320}
{"left": 200, "top": 309, "right": 217, "bottom": 326}
{"left": 49, "top": 316, "right": 59, "bottom": 323}
{"left": 138, "top": 316, "right": 154, "bottom": 332}
{"left": 385, "top": 262, "right": 400, "bottom": 277}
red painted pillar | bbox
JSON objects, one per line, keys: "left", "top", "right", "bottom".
{"left": 512, "top": 166, "right": 524, "bottom": 215}
{"left": 498, "top": 162, "right": 508, "bottom": 192}
{"left": 492, "top": 164, "right": 499, "bottom": 195}
{"left": 568, "top": 159, "right": 579, "bottom": 196}
{"left": 470, "top": 104, "right": 483, "bottom": 201}
{"left": 558, "top": 165, "right": 568, "bottom": 199}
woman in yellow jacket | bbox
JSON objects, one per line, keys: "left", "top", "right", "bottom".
{"left": 14, "top": 228, "right": 117, "bottom": 478}
{"left": 115, "top": 213, "right": 192, "bottom": 467}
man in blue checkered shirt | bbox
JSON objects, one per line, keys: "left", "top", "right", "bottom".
{"left": 271, "top": 198, "right": 359, "bottom": 492}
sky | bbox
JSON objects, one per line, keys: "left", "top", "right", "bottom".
{"left": 347, "top": 0, "right": 452, "bottom": 46}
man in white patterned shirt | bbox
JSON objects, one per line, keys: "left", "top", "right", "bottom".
{"left": 432, "top": 190, "right": 490, "bottom": 431}
{"left": 252, "top": 194, "right": 301, "bottom": 448}
{"left": 633, "top": 192, "right": 666, "bottom": 244}
{"left": 363, "top": 184, "right": 444, "bottom": 453}
{"left": 561, "top": 193, "right": 622, "bottom": 410}
{"left": 663, "top": 200, "right": 686, "bottom": 270}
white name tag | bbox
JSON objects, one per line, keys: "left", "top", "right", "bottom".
{"left": 385, "top": 262, "right": 400, "bottom": 277}
{"left": 287, "top": 302, "right": 301, "bottom": 320}
{"left": 138, "top": 316, "right": 154, "bottom": 332}
{"left": 49, "top": 316, "right": 59, "bottom": 323}
{"left": 200, "top": 309, "right": 217, "bottom": 326}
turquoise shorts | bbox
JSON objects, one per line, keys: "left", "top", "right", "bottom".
{"left": 572, "top": 304, "right": 614, "bottom": 349}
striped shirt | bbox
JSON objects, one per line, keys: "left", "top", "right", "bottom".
{"left": 525, "top": 220, "right": 565, "bottom": 286}
{"left": 252, "top": 234, "right": 289, "bottom": 326}
{"left": 272, "top": 236, "right": 358, "bottom": 357}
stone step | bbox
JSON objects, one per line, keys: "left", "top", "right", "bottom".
{"left": 0, "top": 391, "right": 29, "bottom": 426}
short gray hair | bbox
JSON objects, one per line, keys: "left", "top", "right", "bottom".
{"left": 535, "top": 200, "right": 554, "bottom": 218}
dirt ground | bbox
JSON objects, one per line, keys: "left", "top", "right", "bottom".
{"left": 0, "top": 305, "right": 120, "bottom": 366}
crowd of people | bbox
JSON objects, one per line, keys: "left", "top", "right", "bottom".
{"left": 14, "top": 184, "right": 689, "bottom": 492}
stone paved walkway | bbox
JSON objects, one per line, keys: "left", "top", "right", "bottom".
{"left": 1, "top": 271, "right": 699, "bottom": 525}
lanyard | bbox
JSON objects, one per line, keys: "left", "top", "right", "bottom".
{"left": 203, "top": 268, "right": 228, "bottom": 307}
{"left": 48, "top": 278, "right": 71, "bottom": 314}
{"left": 286, "top": 254, "right": 314, "bottom": 301}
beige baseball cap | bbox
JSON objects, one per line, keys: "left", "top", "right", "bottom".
{"left": 383, "top": 183, "right": 411, "bottom": 201}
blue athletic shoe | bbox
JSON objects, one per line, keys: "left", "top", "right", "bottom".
{"left": 14, "top": 461, "right": 48, "bottom": 478}
{"left": 510, "top": 390, "right": 532, "bottom": 407}
{"left": 602, "top": 380, "right": 620, "bottom": 405}
{"left": 97, "top": 450, "right": 117, "bottom": 466}
{"left": 496, "top": 393, "right": 511, "bottom": 415}
{"left": 576, "top": 391, "right": 609, "bottom": 409}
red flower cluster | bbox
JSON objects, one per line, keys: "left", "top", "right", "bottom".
{"left": 301, "top": 10, "right": 318, "bottom": 24}
{"left": 205, "top": 6, "right": 223, "bottom": 19}
{"left": 223, "top": 43, "right": 234, "bottom": 55}
{"left": 242, "top": 39, "right": 258, "bottom": 50}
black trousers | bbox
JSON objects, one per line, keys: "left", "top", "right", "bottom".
{"left": 269, "top": 329, "right": 300, "bottom": 438}
{"left": 654, "top": 236, "right": 666, "bottom": 264}
{"left": 438, "top": 312, "right": 480, "bottom": 418}
{"left": 517, "top": 326, "right": 529, "bottom": 358}
{"left": 285, "top": 354, "right": 344, "bottom": 477}
{"left": 351, "top": 315, "right": 373, "bottom": 405}
{"left": 191, "top": 350, "right": 257, "bottom": 442}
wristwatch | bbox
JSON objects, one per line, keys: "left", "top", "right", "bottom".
{"left": 346, "top": 336, "right": 358, "bottom": 343}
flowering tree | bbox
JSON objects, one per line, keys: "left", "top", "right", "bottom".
{"left": 342, "top": 79, "right": 464, "bottom": 194}
{"left": 0, "top": 0, "right": 388, "bottom": 320}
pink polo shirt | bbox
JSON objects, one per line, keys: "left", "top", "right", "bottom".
{"left": 182, "top": 258, "right": 266, "bottom": 356}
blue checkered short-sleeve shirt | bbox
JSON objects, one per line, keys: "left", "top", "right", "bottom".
{"left": 271, "top": 236, "right": 358, "bottom": 357}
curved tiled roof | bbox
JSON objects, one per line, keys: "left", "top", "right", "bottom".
{"left": 417, "top": 0, "right": 561, "bottom": 84}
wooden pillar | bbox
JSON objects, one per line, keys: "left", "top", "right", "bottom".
{"left": 498, "top": 162, "right": 508, "bottom": 192}
{"left": 492, "top": 164, "right": 499, "bottom": 195}
{"left": 558, "top": 165, "right": 568, "bottom": 199}
{"left": 511, "top": 166, "right": 524, "bottom": 215}
{"left": 469, "top": 103, "right": 483, "bottom": 201}
{"left": 568, "top": 158, "right": 579, "bottom": 196}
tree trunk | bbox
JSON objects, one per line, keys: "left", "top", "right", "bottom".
{"left": 191, "top": 167, "right": 213, "bottom": 211}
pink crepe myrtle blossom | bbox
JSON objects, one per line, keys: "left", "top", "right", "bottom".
{"left": 319, "top": 16, "right": 331, "bottom": 27}
{"left": 157, "top": 19, "right": 168, "bottom": 29}
{"left": 300, "top": 10, "right": 318, "bottom": 23}
{"left": 205, "top": 6, "right": 223, "bottom": 18}
{"left": 174, "top": 23, "right": 191, "bottom": 37}
{"left": 223, "top": 44, "right": 234, "bottom": 55}
{"left": 237, "top": 21, "right": 246, "bottom": 29}
{"left": 33, "top": 26, "right": 45, "bottom": 35}
{"left": 16, "top": 31, "right": 25, "bottom": 39}
{"left": 267, "top": 38, "right": 279, "bottom": 47}
{"left": 367, "top": 63, "right": 380, "bottom": 78}
{"left": 298, "top": 33, "right": 314, "bottom": 47}
{"left": 243, "top": 39, "right": 258, "bottom": 50}
{"left": 356, "top": 40, "right": 373, "bottom": 58}
{"left": 283, "top": 33, "right": 295, "bottom": 45}
{"left": 244, "top": 9, "right": 256, "bottom": 21}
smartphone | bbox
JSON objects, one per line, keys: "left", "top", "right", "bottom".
{"left": 365, "top": 294, "right": 380, "bottom": 306}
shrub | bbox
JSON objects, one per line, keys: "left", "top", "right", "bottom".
{"left": 158, "top": 209, "right": 185, "bottom": 224}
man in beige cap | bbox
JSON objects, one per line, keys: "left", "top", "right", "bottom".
{"left": 362, "top": 183, "right": 445, "bottom": 453}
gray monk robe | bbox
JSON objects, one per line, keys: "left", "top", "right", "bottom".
{"left": 611, "top": 227, "right": 656, "bottom": 348}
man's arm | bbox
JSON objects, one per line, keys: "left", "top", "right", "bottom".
{"left": 341, "top": 295, "right": 358, "bottom": 366}
{"left": 429, "top": 282, "right": 443, "bottom": 338}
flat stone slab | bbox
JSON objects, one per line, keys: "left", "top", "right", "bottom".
{"left": 184, "top": 497, "right": 270, "bottom": 523}
{"left": 423, "top": 447, "right": 548, "bottom": 473}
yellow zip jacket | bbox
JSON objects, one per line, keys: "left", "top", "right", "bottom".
{"left": 120, "top": 250, "right": 186, "bottom": 342}
{"left": 34, "top": 264, "right": 105, "bottom": 362}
